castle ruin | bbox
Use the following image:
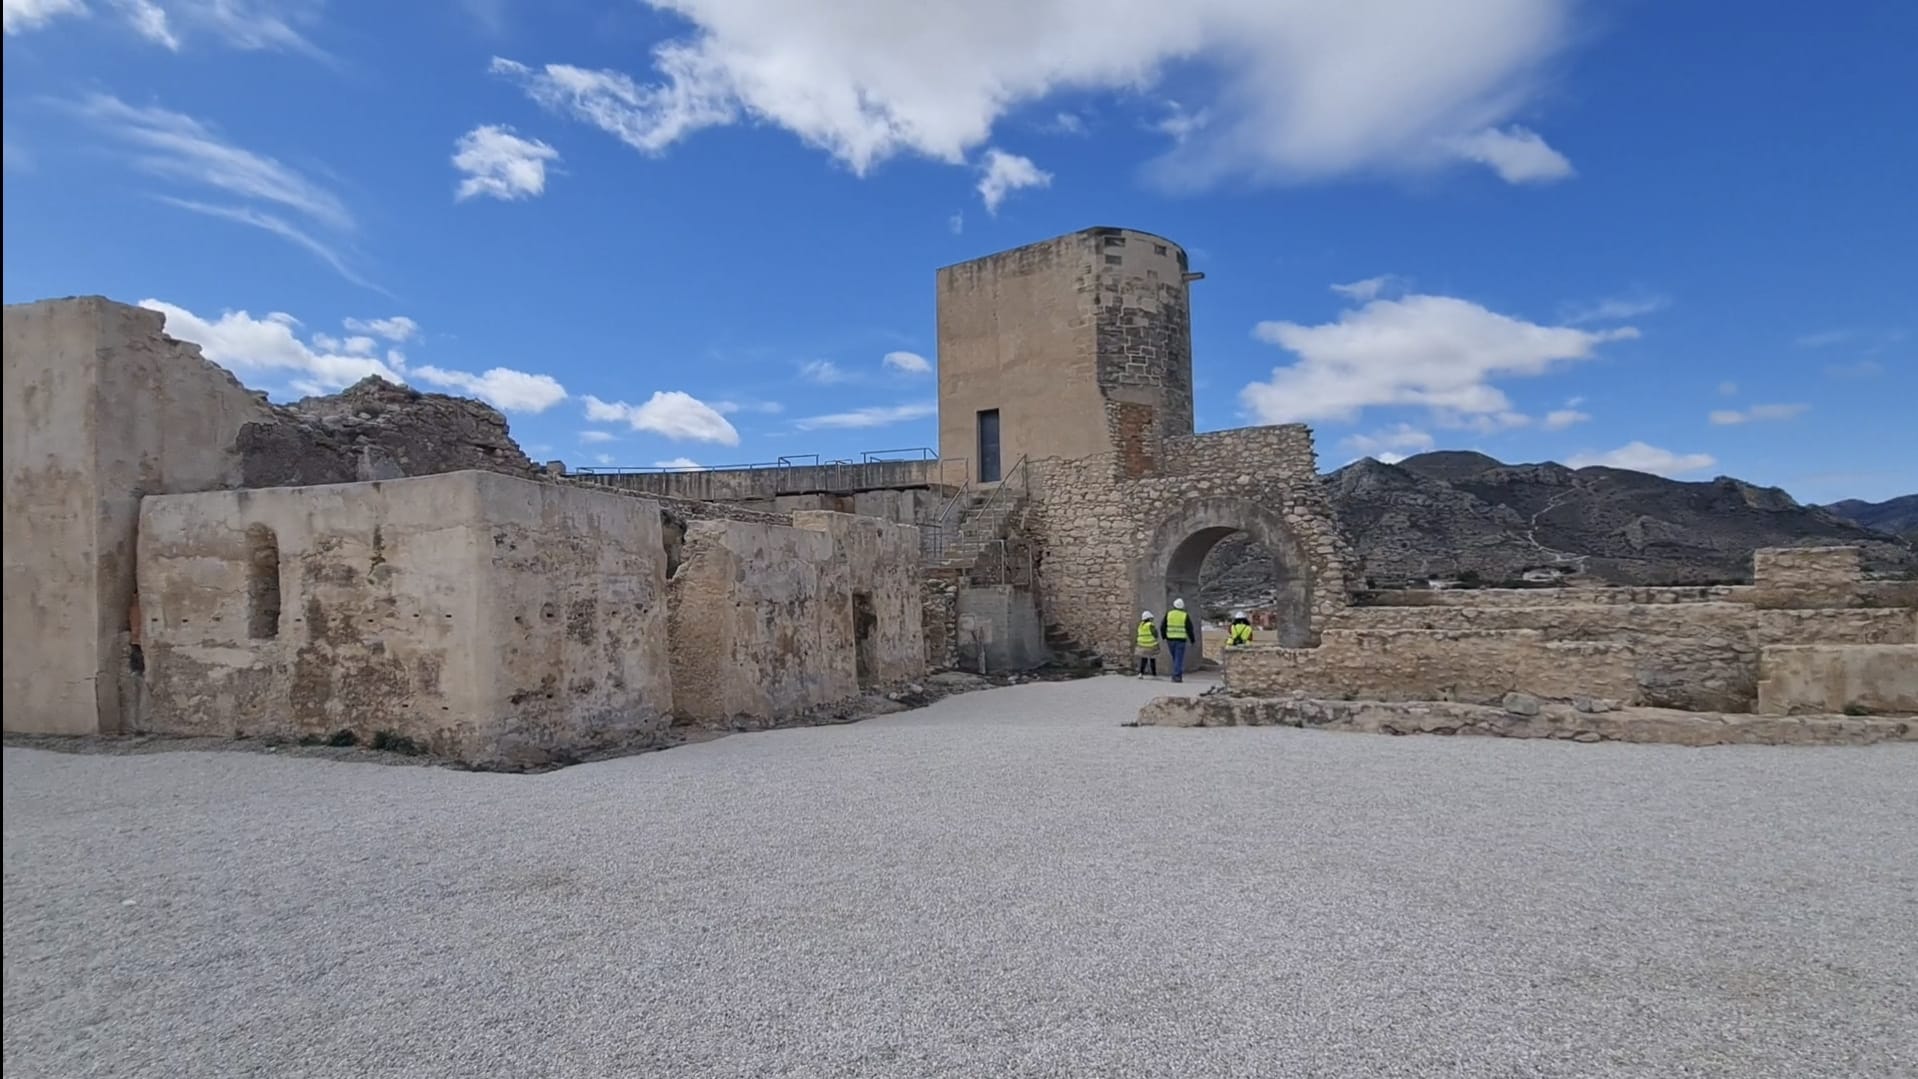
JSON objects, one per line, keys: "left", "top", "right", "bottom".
{"left": 4, "top": 228, "right": 1912, "bottom": 764}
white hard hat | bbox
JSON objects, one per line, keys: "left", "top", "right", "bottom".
{"left": 1141, "top": 610, "right": 1153, "bottom": 620}
{"left": 1173, "top": 598, "right": 1185, "bottom": 610}
{"left": 1233, "top": 610, "right": 1246, "bottom": 619}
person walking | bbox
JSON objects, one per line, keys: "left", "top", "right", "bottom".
{"left": 1227, "top": 611, "right": 1254, "bottom": 647}
{"left": 1160, "top": 599, "right": 1193, "bottom": 683}
{"left": 1134, "top": 611, "right": 1161, "bottom": 678}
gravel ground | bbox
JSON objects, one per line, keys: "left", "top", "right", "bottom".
{"left": 6, "top": 674, "right": 1916, "bottom": 1078}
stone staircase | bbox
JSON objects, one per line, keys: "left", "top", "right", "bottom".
{"left": 1043, "top": 623, "right": 1104, "bottom": 671}
{"left": 930, "top": 489, "right": 1024, "bottom": 572}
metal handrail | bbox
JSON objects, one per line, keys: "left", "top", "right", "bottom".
{"left": 861, "top": 447, "right": 937, "bottom": 462}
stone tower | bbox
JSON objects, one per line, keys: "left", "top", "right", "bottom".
{"left": 936, "top": 227, "right": 1197, "bottom": 483}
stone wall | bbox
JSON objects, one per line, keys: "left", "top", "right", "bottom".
{"left": 1236, "top": 603, "right": 1913, "bottom": 713}
{"left": 1025, "top": 423, "right": 1351, "bottom": 666}
{"left": 793, "top": 510, "right": 926, "bottom": 688}
{"left": 668, "top": 511, "right": 923, "bottom": 729}
{"left": 4, "top": 297, "right": 274, "bottom": 736}
{"left": 135, "top": 472, "right": 672, "bottom": 767}
{"left": 1757, "top": 645, "right": 1918, "bottom": 716}
{"left": 1751, "top": 546, "right": 1864, "bottom": 609}
{"left": 1226, "top": 630, "right": 1641, "bottom": 705}
{"left": 1355, "top": 585, "right": 1740, "bottom": 608}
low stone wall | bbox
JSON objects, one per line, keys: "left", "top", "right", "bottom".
{"left": 1354, "top": 585, "right": 1740, "bottom": 608}
{"left": 793, "top": 510, "right": 926, "bottom": 688}
{"left": 1758, "top": 644, "right": 1918, "bottom": 716}
{"left": 1224, "top": 629, "right": 1641, "bottom": 705}
{"left": 1751, "top": 546, "right": 1864, "bottom": 609}
{"left": 1136, "top": 694, "right": 1915, "bottom": 747}
{"left": 136, "top": 472, "right": 673, "bottom": 767}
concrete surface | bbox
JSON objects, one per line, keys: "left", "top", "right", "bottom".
{"left": 137, "top": 471, "right": 672, "bottom": 767}
{"left": 6, "top": 675, "right": 1914, "bottom": 1078}
{"left": 3, "top": 297, "right": 272, "bottom": 736}
{"left": 955, "top": 583, "right": 1046, "bottom": 672}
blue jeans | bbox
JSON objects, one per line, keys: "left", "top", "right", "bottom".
{"left": 1168, "top": 640, "right": 1188, "bottom": 681}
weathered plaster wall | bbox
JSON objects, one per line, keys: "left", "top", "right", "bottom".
{"left": 792, "top": 510, "right": 926, "bottom": 687}
{"left": 666, "top": 519, "right": 852, "bottom": 729}
{"left": 1757, "top": 645, "right": 1918, "bottom": 716}
{"left": 4, "top": 297, "right": 273, "bottom": 736}
{"left": 1225, "top": 630, "right": 1642, "bottom": 706}
{"left": 1025, "top": 423, "right": 1351, "bottom": 666}
{"left": 137, "top": 472, "right": 671, "bottom": 767}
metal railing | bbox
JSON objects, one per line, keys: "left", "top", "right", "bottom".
{"left": 927, "top": 455, "right": 1029, "bottom": 564}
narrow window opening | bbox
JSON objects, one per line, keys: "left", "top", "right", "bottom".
{"left": 852, "top": 591, "right": 878, "bottom": 688}
{"left": 246, "top": 524, "right": 281, "bottom": 639}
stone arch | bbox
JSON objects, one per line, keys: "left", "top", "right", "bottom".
{"left": 1135, "top": 498, "right": 1316, "bottom": 661}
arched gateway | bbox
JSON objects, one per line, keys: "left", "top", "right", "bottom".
{"left": 1139, "top": 498, "right": 1316, "bottom": 662}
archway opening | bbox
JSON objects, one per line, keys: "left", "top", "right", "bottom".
{"left": 1139, "top": 498, "right": 1316, "bottom": 669}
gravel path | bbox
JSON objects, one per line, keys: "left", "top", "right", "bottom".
{"left": 6, "top": 675, "right": 1916, "bottom": 1078}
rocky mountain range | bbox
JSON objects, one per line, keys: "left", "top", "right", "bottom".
{"left": 1198, "top": 451, "right": 1916, "bottom": 610}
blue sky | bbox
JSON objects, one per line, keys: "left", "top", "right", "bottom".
{"left": 4, "top": 0, "right": 1913, "bottom": 501}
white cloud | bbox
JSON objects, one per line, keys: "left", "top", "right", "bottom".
{"left": 1329, "top": 275, "right": 1399, "bottom": 302}
{"left": 140, "top": 299, "right": 566, "bottom": 412}
{"left": 77, "top": 95, "right": 373, "bottom": 288}
{"left": 1047, "top": 111, "right": 1089, "bottom": 136}
{"left": 883, "top": 350, "right": 932, "bottom": 375}
{"left": 947, "top": 211, "right": 965, "bottom": 235}
{"left": 1240, "top": 290, "right": 1638, "bottom": 426}
{"left": 1565, "top": 441, "right": 1717, "bottom": 477}
{"left": 1795, "top": 329, "right": 1855, "bottom": 348}
{"left": 595, "top": 453, "right": 617, "bottom": 466}
{"left": 712, "top": 398, "right": 784, "bottom": 415}
{"left": 579, "top": 430, "right": 619, "bottom": 443}
{"left": 976, "top": 148, "right": 1050, "bottom": 213}
{"left": 342, "top": 316, "right": 419, "bottom": 342}
{"left": 1542, "top": 408, "right": 1590, "bottom": 430}
{"left": 1341, "top": 423, "right": 1434, "bottom": 457}
{"left": 583, "top": 391, "right": 741, "bottom": 444}
{"left": 1717, "top": 380, "right": 1739, "bottom": 396}
{"left": 795, "top": 402, "right": 936, "bottom": 430}
{"left": 654, "top": 457, "right": 702, "bottom": 469}
{"left": 1441, "top": 125, "right": 1573, "bottom": 183}
{"left": 116, "top": 0, "right": 178, "bottom": 48}
{"left": 412, "top": 366, "right": 569, "bottom": 413}
{"left": 1153, "top": 100, "right": 1210, "bottom": 144}
{"left": 1824, "top": 359, "right": 1884, "bottom": 379}
{"left": 492, "top": 0, "right": 1577, "bottom": 189}
{"left": 1374, "top": 451, "right": 1410, "bottom": 465}
{"left": 4, "top": 0, "right": 85, "bottom": 34}
{"left": 1708, "top": 403, "right": 1809, "bottom": 426}
{"left": 11, "top": 1, "right": 324, "bottom": 53}
{"left": 1438, "top": 410, "right": 1533, "bottom": 434}
{"left": 453, "top": 124, "right": 561, "bottom": 202}
{"left": 1564, "top": 294, "right": 1668, "bottom": 324}
{"left": 799, "top": 359, "right": 849, "bottom": 384}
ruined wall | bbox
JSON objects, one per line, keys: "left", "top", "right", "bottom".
{"left": 1355, "top": 585, "right": 1741, "bottom": 608}
{"left": 1225, "top": 630, "right": 1641, "bottom": 705}
{"left": 136, "top": 472, "right": 672, "bottom": 767}
{"left": 4, "top": 297, "right": 274, "bottom": 736}
{"left": 236, "top": 377, "right": 540, "bottom": 488}
{"left": 792, "top": 510, "right": 926, "bottom": 688}
{"left": 1025, "top": 423, "right": 1351, "bottom": 666}
{"left": 1757, "top": 644, "right": 1918, "bottom": 715}
{"left": 954, "top": 585, "right": 1047, "bottom": 672}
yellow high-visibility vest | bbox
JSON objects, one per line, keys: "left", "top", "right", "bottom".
{"left": 1165, "top": 609, "right": 1190, "bottom": 640}
{"left": 1136, "top": 621, "right": 1158, "bottom": 648}
{"left": 1228, "top": 622, "right": 1253, "bottom": 646}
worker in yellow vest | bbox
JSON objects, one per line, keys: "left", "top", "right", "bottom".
{"left": 1134, "top": 611, "right": 1160, "bottom": 678}
{"left": 1228, "top": 611, "right": 1254, "bottom": 647}
{"left": 1159, "top": 598, "right": 1193, "bottom": 683}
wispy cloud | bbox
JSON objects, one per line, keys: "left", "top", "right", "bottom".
{"left": 799, "top": 359, "right": 850, "bottom": 384}
{"left": 77, "top": 94, "right": 376, "bottom": 289}
{"left": 882, "top": 350, "right": 932, "bottom": 375}
{"left": 1708, "top": 403, "right": 1810, "bottom": 426}
{"left": 8, "top": 0, "right": 326, "bottom": 55}
{"left": 1564, "top": 293, "right": 1669, "bottom": 325}
{"left": 795, "top": 402, "right": 936, "bottom": 430}
{"left": 1566, "top": 441, "right": 1717, "bottom": 477}
{"left": 584, "top": 391, "right": 740, "bottom": 444}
